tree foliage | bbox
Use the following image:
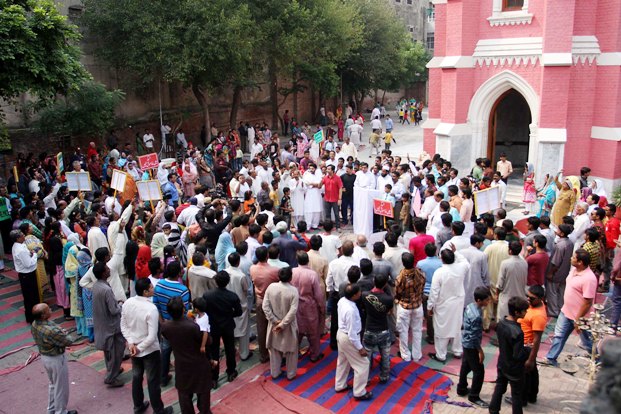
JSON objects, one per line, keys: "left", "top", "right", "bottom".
{"left": 82, "top": 0, "right": 256, "bottom": 130}
{"left": 0, "top": 0, "right": 89, "bottom": 102}
{"left": 34, "top": 81, "right": 124, "bottom": 138}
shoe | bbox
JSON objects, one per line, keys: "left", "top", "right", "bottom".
{"left": 335, "top": 385, "right": 353, "bottom": 393}
{"left": 453, "top": 353, "right": 462, "bottom": 359}
{"left": 106, "top": 379, "right": 124, "bottom": 388}
{"left": 379, "top": 377, "right": 389, "bottom": 384}
{"left": 249, "top": 334, "right": 257, "bottom": 342}
{"left": 64, "top": 316, "right": 75, "bottom": 321}
{"left": 426, "top": 336, "right": 435, "bottom": 345}
{"left": 157, "top": 408, "right": 173, "bottom": 414}
{"left": 227, "top": 370, "right": 238, "bottom": 382}
{"left": 241, "top": 351, "right": 254, "bottom": 361}
{"left": 504, "top": 396, "right": 527, "bottom": 407}
{"left": 428, "top": 353, "right": 446, "bottom": 363}
{"left": 134, "top": 401, "right": 150, "bottom": 413}
{"left": 468, "top": 398, "right": 489, "bottom": 408}
{"left": 456, "top": 388, "right": 469, "bottom": 397}
{"left": 354, "top": 391, "right": 373, "bottom": 401}
{"left": 537, "top": 357, "right": 558, "bottom": 367}
{"left": 310, "top": 353, "right": 324, "bottom": 363}
{"left": 161, "top": 374, "right": 173, "bottom": 386}
{"left": 67, "top": 411, "right": 78, "bottom": 414}
{"left": 330, "top": 343, "right": 338, "bottom": 351}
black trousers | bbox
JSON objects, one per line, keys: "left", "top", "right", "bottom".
{"left": 178, "top": 388, "right": 212, "bottom": 414}
{"left": 329, "top": 292, "right": 339, "bottom": 350}
{"left": 422, "top": 294, "right": 434, "bottom": 340}
{"left": 132, "top": 351, "right": 165, "bottom": 413}
{"left": 457, "top": 348, "right": 485, "bottom": 399}
{"left": 210, "top": 327, "right": 236, "bottom": 380}
{"left": 18, "top": 271, "right": 38, "bottom": 323}
{"left": 340, "top": 197, "right": 353, "bottom": 225}
{"left": 0, "top": 218, "right": 12, "bottom": 254}
{"left": 489, "top": 367, "right": 524, "bottom": 414}
{"left": 522, "top": 364, "right": 539, "bottom": 403}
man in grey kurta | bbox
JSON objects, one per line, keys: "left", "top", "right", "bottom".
{"left": 460, "top": 234, "right": 490, "bottom": 307}
{"left": 263, "top": 267, "right": 300, "bottom": 380}
{"left": 545, "top": 224, "right": 574, "bottom": 317}
{"left": 92, "top": 262, "right": 125, "bottom": 387}
{"left": 496, "top": 241, "right": 528, "bottom": 321}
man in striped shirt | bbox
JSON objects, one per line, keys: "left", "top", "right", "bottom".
{"left": 153, "top": 261, "right": 190, "bottom": 385}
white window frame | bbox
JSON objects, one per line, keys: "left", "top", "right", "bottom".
{"left": 488, "top": 0, "right": 532, "bottom": 27}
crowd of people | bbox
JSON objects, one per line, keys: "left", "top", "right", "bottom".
{"left": 7, "top": 105, "right": 620, "bottom": 414}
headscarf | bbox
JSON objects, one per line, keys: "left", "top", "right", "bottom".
{"left": 67, "top": 233, "right": 86, "bottom": 250}
{"left": 135, "top": 244, "right": 152, "bottom": 278}
{"left": 132, "top": 225, "right": 146, "bottom": 243}
{"left": 592, "top": 179, "right": 607, "bottom": 198}
{"left": 525, "top": 162, "right": 535, "bottom": 176}
{"left": 151, "top": 232, "right": 167, "bottom": 259}
{"left": 76, "top": 249, "right": 92, "bottom": 312}
{"left": 215, "top": 232, "right": 235, "bottom": 271}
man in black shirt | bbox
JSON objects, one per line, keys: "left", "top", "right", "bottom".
{"left": 489, "top": 296, "right": 529, "bottom": 414}
{"left": 340, "top": 164, "right": 356, "bottom": 225}
{"left": 203, "top": 271, "right": 243, "bottom": 385}
{"left": 361, "top": 274, "right": 394, "bottom": 384}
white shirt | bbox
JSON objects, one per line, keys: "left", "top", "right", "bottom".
{"left": 319, "top": 233, "right": 342, "bottom": 265}
{"left": 246, "top": 237, "right": 261, "bottom": 262}
{"left": 143, "top": 133, "right": 155, "bottom": 148}
{"left": 195, "top": 313, "right": 211, "bottom": 332}
{"left": 120, "top": 296, "right": 160, "bottom": 358}
{"left": 251, "top": 143, "right": 263, "bottom": 159}
{"left": 338, "top": 297, "right": 363, "bottom": 350}
{"left": 370, "top": 118, "right": 381, "bottom": 130}
{"left": 105, "top": 196, "right": 122, "bottom": 216}
{"left": 571, "top": 213, "right": 591, "bottom": 247}
{"left": 326, "top": 255, "right": 358, "bottom": 292}
{"left": 354, "top": 171, "right": 375, "bottom": 189}
{"left": 148, "top": 275, "right": 161, "bottom": 290}
{"left": 12, "top": 242, "right": 37, "bottom": 273}
{"left": 177, "top": 205, "right": 199, "bottom": 228}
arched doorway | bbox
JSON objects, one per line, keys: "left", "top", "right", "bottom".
{"left": 487, "top": 88, "right": 532, "bottom": 167}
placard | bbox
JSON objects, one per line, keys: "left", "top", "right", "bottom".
{"left": 373, "top": 198, "right": 394, "bottom": 218}
{"left": 110, "top": 169, "right": 127, "bottom": 192}
{"left": 137, "top": 180, "right": 163, "bottom": 201}
{"left": 65, "top": 172, "right": 92, "bottom": 191}
{"left": 138, "top": 153, "right": 159, "bottom": 170}
{"left": 313, "top": 129, "right": 324, "bottom": 143}
{"left": 473, "top": 186, "right": 501, "bottom": 216}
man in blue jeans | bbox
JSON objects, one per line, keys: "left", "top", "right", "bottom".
{"left": 541, "top": 249, "right": 597, "bottom": 366}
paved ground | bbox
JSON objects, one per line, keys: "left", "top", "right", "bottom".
{"left": 0, "top": 114, "right": 596, "bottom": 413}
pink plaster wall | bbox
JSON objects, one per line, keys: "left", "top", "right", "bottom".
{"left": 426, "top": 0, "right": 621, "bottom": 181}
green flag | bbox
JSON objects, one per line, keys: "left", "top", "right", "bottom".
{"left": 313, "top": 129, "right": 324, "bottom": 143}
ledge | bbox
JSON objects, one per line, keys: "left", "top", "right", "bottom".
{"left": 487, "top": 11, "right": 533, "bottom": 27}
{"left": 591, "top": 126, "right": 621, "bottom": 142}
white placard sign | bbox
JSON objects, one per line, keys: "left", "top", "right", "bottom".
{"left": 110, "top": 169, "right": 127, "bottom": 192}
{"left": 65, "top": 172, "right": 92, "bottom": 192}
{"left": 473, "top": 186, "right": 501, "bottom": 216}
{"left": 136, "top": 180, "right": 163, "bottom": 201}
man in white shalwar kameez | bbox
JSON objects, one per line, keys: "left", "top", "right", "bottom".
{"left": 226, "top": 253, "right": 252, "bottom": 360}
{"left": 428, "top": 249, "right": 468, "bottom": 362}
{"left": 87, "top": 215, "right": 109, "bottom": 260}
{"left": 106, "top": 204, "right": 133, "bottom": 301}
{"left": 303, "top": 164, "right": 323, "bottom": 229}
{"left": 289, "top": 169, "right": 305, "bottom": 226}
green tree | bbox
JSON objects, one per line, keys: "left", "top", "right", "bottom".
{"left": 82, "top": 0, "right": 256, "bottom": 134}
{"left": 0, "top": 0, "right": 90, "bottom": 149}
{"left": 339, "top": 0, "right": 411, "bottom": 109}
{"left": 34, "top": 81, "right": 124, "bottom": 138}
{"left": 248, "top": 0, "right": 361, "bottom": 127}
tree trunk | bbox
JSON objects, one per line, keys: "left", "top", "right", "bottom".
{"left": 192, "top": 83, "right": 210, "bottom": 143}
{"left": 356, "top": 92, "right": 364, "bottom": 114}
{"left": 373, "top": 89, "right": 378, "bottom": 104}
{"left": 381, "top": 90, "right": 386, "bottom": 105}
{"left": 229, "top": 85, "right": 243, "bottom": 130}
{"left": 268, "top": 58, "right": 279, "bottom": 130}
{"left": 310, "top": 85, "right": 316, "bottom": 123}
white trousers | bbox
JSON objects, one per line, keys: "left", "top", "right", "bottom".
{"left": 236, "top": 329, "right": 250, "bottom": 360}
{"left": 304, "top": 211, "right": 321, "bottom": 229}
{"left": 269, "top": 348, "right": 298, "bottom": 380}
{"left": 434, "top": 335, "right": 463, "bottom": 361}
{"left": 335, "top": 331, "right": 369, "bottom": 398}
{"left": 396, "top": 304, "right": 424, "bottom": 361}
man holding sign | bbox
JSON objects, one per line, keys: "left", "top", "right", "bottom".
{"left": 373, "top": 184, "right": 396, "bottom": 231}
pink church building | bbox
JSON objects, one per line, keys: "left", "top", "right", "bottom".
{"left": 423, "top": 0, "right": 621, "bottom": 192}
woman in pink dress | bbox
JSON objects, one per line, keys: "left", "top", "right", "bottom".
{"left": 523, "top": 162, "right": 537, "bottom": 215}
{"left": 181, "top": 159, "right": 198, "bottom": 198}
{"left": 337, "top": 118, "right": 344, "bottom": 141}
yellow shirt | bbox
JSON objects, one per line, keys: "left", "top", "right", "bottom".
{"left": 269, "top": 190, "right": 280, "bottom": 208}
{"left": 384, "top": 132, "right": 393, "bottom": 144}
